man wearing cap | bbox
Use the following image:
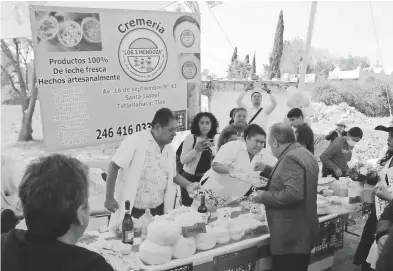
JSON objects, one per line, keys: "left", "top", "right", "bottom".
{"left": 326, "top": 119, "right": 347, "bottom": 143}
{"left": 236, "top": 82, "right": 277, "bottom": 131}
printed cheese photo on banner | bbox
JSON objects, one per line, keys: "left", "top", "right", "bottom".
{"left": 34, "top": 11, "right": 102, "bottom": 52}
{"left": 173, "top": 15, "right": 201, "bottom": 52}
{"left": 179, "top": 53, "right": 200, "bottom": 80}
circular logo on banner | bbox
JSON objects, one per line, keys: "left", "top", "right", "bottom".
{"left": 118, "top": 28, "right": 168, "bottom": 82}
{"left": 180, "top": 30, "right": 195, "bottom": 48}
{"left": 182, "top": 61, "right": 197, "bottom": 80}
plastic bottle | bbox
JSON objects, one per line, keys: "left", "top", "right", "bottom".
{"left": 141, "top": 209, "right": 154, "bottom": 240}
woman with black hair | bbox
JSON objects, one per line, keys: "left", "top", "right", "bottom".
{"left": 229, "top": 108, "right": 236, "bottom": 124}
{"left": 354, "top": 120, "right": 393, "bottom": 271}
{"left": 217, "top": 107, "right": 248, "bottom": 150}
{"left": 196, "top": 124, "right": 277, "bottom": 208}
{"left": 180, "top": 112, "right": 219, "bottom": 206}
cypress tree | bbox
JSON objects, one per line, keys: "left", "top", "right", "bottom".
{"left": 231, "top": 46, "right": 238, "bottom": 63}
{"left": 268, "top": 10, "right": 284, "bottom": 79}
{"left": 252, "top": 53, "right": 256, "bottom": 75}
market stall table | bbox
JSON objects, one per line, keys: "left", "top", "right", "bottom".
{"left": 80, "top": 202, "right": 359, "bottom": 271}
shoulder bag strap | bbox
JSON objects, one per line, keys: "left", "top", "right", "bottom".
{"left": 248, "top": 108, "right": 263, "bottom": 124}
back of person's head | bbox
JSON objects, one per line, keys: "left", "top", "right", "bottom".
{"left": 151, "top": 108, "right": 176, "bottom": 128}
{"left": 223, "top": 129, "right": 238, "bottom": 142}
{"left": 243, "top": 124, "right": 266, "bottom": 140}
{"left": 269, "top": 123, "right": 296, "bottom": 144}
{"left": 348, "top": 127, "right": 363, "bottom": 139}
{"left": 190, "top": 112, "right": 219, "bottom": 138}
{"left": 287, "top": 108, "right": 304, "bottom": 119}
{"left": 217, "top": 126, "right": 238, "bottom": 150}
{"left": 19, "top": 154, "right": 90, "bottom": 239}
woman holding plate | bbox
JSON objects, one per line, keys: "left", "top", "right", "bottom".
{"left": 194, "top": 124, "right": 277, "bottom": 209}
{"left": 354, "top": 120, "right": 393, "bottom": 271}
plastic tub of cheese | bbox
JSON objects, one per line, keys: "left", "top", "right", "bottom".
{"left": 37, "top": 16, "right": 59, "bottom": 41}
{"left": 81, "top": 17, "right": 101, "bottom": 43}
{"left": 58, "top": 21, "right": 83, "bottom": 48}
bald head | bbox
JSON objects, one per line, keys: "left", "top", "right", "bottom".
{"left": 269, "top": 123, "right": 296, "bottom": 144}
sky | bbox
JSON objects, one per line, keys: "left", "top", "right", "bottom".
{"left": 197, "top": 1, "right": 393, "bottom": 77}
{"left": 1, "top": 1, "right": 393, "bottom": 77}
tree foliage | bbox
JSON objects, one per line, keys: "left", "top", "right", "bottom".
{"left": 280, "top": 37, "right": 371, "bottom": 79}
{"left": 252, "top": 53, "right": 256, "bottom": 75}
{"left": 268, "top": 10, "right": 284, "bottom": 79}
{"left": 231, "top": 46, "right": 238, "bottom": 63}
{"left": 1, "top": 38, "right": 37, "bottom": 141}
{"left": 227, "top": 59, "right": 252, "bottom": 79}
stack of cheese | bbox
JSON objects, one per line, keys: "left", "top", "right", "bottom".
{"left": 139, "top": 211, "right": 215, "bottom": 265}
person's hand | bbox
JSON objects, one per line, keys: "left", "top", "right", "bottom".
{"left": 253, "top": 162, "right": 265, "bottom": 172}
{"left": 374, "top": 185, "right": 393, "bottom": 202}
{"left": 249, "top": 191, "right": 264, "bottom": 203}
{"left": 194, "top": 140, "right": 209, "bottom": 152}
{"left": 186, "top": 183, "right": 203, "bottom": 198}
{"left": 263, "top": 84, "right": 271, "bottom": 94}
{"left": 335, "top": 168, "right": 343, "bottom": 177}
{"left": 104, "top": 198, "right": 119, "bottom": 213}
{"left": 206, "top": 139, "right": 215, "bottom": 148}
{"left": 377, "top": 235, "right": 388, "bottom": 253}
{"left": 244, "top": 83, "right": 254, "bottom": 92}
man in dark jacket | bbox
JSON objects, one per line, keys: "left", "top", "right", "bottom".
{"left": 1, "top": 154, "right": 114, "bottom": 271}
{"left": 376, "top": 201, "right": 393, "bottom": 271}
{"left": 251, "top": 123, "right": 319, "bottom": 271}
{"left": 287, "top": 108, "right": 315, "bottom": 154}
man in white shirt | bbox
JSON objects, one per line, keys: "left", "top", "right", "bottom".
{"left": 236, "top": 82, "right": 278, "bottom": 131}
{"left": 104, "top": 108, "right": 201, "bottom": 223}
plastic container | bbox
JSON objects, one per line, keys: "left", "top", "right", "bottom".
{"left": 140, "top": 209, "right": 154, "bottom": 240}
{"left": 349, "top": 181, "right": 364, "bottom": 204}
{"left": 363, "top": 184, "right": 375, "bottom": 204}
{"left": 330, "top": 180, "right": 348, "bottom": 197}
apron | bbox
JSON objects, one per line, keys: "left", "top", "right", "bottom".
{"left": 108, "top": 139, "right": 176, "bottom": 232}
{"left": 375, "top": 156, "right": 393, "bottom": 219}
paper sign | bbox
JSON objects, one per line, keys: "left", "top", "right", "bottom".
{"left": 29, "top": 6, "right": 201, "bottom": 151}
{"left": 182, "top": 222, "right": 206, "bottom": 237}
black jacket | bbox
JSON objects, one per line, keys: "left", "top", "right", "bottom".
{"left": 375, "top": 201, "right": 393, "bottom": 271}
{"left": 1, "top": 230, "right": 113, "bottom": 271}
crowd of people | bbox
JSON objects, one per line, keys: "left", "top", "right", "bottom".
{"left": 1, "top": 83, "right": 393, "bottom": 271}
